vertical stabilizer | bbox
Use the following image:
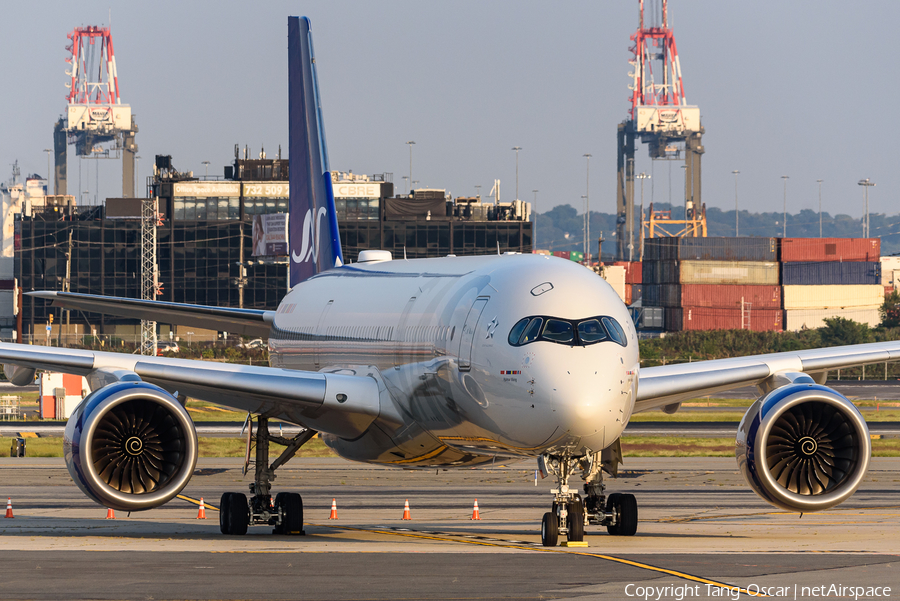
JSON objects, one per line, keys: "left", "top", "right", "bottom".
{"left": 288, "top": 16, "right": 343, "bottom": 287}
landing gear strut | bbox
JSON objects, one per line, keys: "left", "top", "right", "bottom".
{"left": 538, "top": 448, "right": 638, "bottom": 546}
{"left": 219, "top": 416, "right": 316, "bottom": 536}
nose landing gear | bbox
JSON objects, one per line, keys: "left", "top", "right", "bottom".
{"left": 538, "top": 447, "right": 638, "bottom": 546}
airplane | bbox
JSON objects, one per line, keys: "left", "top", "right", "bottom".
{"left": 0, "top": 16, "right": 885, "bottom": 546}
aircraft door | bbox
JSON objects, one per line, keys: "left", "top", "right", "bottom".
{"left": 314, "top": 300, "right": 334, "bottom": 369}
{"left": 458, "top": 297, "right": 488, "bottom": 371}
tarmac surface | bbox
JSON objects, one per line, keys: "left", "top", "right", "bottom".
{"left": 1, "top": 456, "right": 898, "bottom": 600}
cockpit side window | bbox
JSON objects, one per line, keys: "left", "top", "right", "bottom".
{"left": 508, "top": 318, "right": 530, "bottom": 346}
{"left": 520, "top": 317, "right": 543, "bottom": 344}
{"left": 602, "top": 316, "right": 628, "bottom": 347}
{"left": 541, "top": 319, "right": 573, "bottom": 343}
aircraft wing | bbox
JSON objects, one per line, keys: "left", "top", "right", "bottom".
{"left": 29, "top": 291, "right": 274, "bottom": 338}
{"left": 0, "top": 343, "right": 379, "bottom": 439}
{"left": 635, "top": 340, "right": 900, "bottom": 413}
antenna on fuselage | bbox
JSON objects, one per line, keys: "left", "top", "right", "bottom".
{"left": 497, "top": 241, "right": 501, "bottom": 256}
{"left": 403, "top": 246, "right": 408, "bottom": 260}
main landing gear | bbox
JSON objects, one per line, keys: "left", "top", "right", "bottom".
{"left": 538, "top": 451, "right": 638, "bottom": 547}
{"left": 219, "top": 415, "right": 317, "bottom": 536}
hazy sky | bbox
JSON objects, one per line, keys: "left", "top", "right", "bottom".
{"left": 1, "top": 1, "right": 896, "bottom": 225}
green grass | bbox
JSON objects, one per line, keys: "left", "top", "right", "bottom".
{"left": 1, "top": 436, "right": 337, "bottom": 459}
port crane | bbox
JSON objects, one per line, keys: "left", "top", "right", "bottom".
{"left": 53, "top": 25, "right": 138, "bottom": 199}
{"left": 616, "top": 0, "right": 705, "bottom": 260}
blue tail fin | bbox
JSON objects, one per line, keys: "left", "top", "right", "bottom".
{"left": 288, "top": 16, "right": 343, "bottom": 287}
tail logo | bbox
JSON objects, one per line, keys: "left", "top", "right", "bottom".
{"left": 292, "top": 206, "right": 328, "bottom": 264}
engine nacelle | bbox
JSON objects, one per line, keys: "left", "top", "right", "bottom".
{"left": 736, "top": 383, "right": 870, "bottom": 512}
{"left": 64, "top": 381, "right": 198, "bottom": 512}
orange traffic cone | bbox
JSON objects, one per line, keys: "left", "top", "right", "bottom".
{"left": 197, "top": 498, "right": 207, "bottom": 519}
{"left": 328, "top": 498, "right": 338, "bottom": 520}
{"left": 106, "top": 507, "right": 115, "bottom": 520}
{"left": 4, "top": 498, "right": 13, "bottom": 518}
{"left": 471, "top": 499, "right": 481, "bottom": 520}
{"left": 401, "top": 499, "right": 411, "bottom": 520}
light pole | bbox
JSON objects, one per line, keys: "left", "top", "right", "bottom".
{"left": 581, "top": 195, "right": 588, "bottom": 259}
{"left": 512, "top": 147, "right": 522, "bottom": 201}
{"left": 202, "top": 160, "right": 210, "bottom": 178}
{"left": 583, "top": 153, "right": 592, "bottom": 264}
{"left": 781, "top": 175, "right": 789, "bottom": 238}
{"left": 636, "top": 172, "right": 650, "bottom": 260}
{"left": 406, "top": 141, "right": 415, "bottom": 192}
{"left": 732, "top": 170, "right": 740, "bottom": 236}
{"left": 817, "top": 179, "right": 823, "bottom": 237}
{"left": 532, "top": 189, "right": 539, "bottom": 249}
{"left": 475, "top": 184, "right": 481, "bottom": 199}
{"left": 858, "top": 179, "right": 875, "bottom": 238}
{"left": 402, "top": 176, "right": 409, "bottom": 194}
{"left": 43, "top": 149, "right": 53, "bottom": 195}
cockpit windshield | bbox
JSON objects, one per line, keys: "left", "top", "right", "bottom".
{"left": 508, "top": 315, "right": 628, "bottom": 348}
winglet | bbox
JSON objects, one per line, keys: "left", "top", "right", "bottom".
{"left": 288, "top": 16, "right": 343, "bottom": 288}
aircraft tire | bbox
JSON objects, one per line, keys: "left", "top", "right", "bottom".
{"left": 566, "top": 500, "right": 585, "bottom": 541}
{"left": 541, "top": 511, "right": 559, "bottom": 547}
{"left": 606, "top": 493, "right": 637, "bottom": 536}
{"left": 281, "top": 493, "right": 304, "bottom": 535}
{"left": 222, "top": 492, "right": 249, "bottom": 535}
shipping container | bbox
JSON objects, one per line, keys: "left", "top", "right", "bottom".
{"left": 552, "top": 251, "right": 570, "bottom": 260}
{"left": 570, "top": 251, "right": 584, "bottom": 262}
{"left": 666, "top": 307, "right": 783, "bottom": 332}
{"left": 680, "top": 260, "right": 780, "bottom": 285}
{"left": 782, "top": 285, "right": 885, "bottom": 310}
{"left": 598, "top": 265, "right": 626, "bottom": 303}
{"left": 613, "top": 261, "right": 643, "bottom": 284}
{"left": 880, "top": 256, "right": 900, "bottom": 287}
{"left": 784, "top": 307, "right": 881, "bottom": 331}
{"left": 631, "top": 284, "right": 643, "bottom": 303}
{"left": 641, "top": 307, "right": 665, "bottom": 329}
{"left": 642, "top": 260, "right": 679, "bottom": 284}
{"left": 625, "top": 286, "right": 632, "bottom": 305}
{"left": 780, "top": 238, "right": 880, "bottom": 262}
{"left": 644, "top": 237, "right": 777, "bottom": 261}
{"left": 781, "top": 261, "right": 880, "bottom": 285}
{"left": 642, "top": 238, "right": 679, "bottom": 261}
{"left": 682, "top": 284, "right": 781, "bottom": 309}
{"left": 532, "top": 249, "right": 551, "bottom": 256}
{"left": 678, "top": 237, "right": 778, "bottom": 261}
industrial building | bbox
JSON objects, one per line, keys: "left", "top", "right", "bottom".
{"left": 13, "top": 151, "right": 532, "bottom": 343}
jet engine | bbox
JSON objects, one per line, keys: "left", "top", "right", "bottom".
{"left": 736, "top": 382, "right": 870, "bottom": 512}
{"left": 64, "top": 381, "right": 198, "bottom": 512}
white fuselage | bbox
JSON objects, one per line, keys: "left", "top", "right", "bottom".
{"left": 269, "top": 254, "right": 639, "bottom": 467}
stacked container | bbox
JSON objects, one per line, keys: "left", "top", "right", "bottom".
{"left": 782, "top": 238, "right": 882, "bottom": 331}
{"left": 613, "top": 261, "right": 642, "bottom": 304}
{"left": 643, "top": 237, "right": 781, "bottom": 331}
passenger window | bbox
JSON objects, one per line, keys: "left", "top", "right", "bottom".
{"left": 541, "top": 319, "right": 573, "bottom": 343}
{"left": 521, "top": 317, "right": 543, "bottom": 344}
{"left": 601, "top": 317, "right": 627, "bottom": 347}
{"left": 508, "top": 318, "right": 530, "bottom": 346}
{"left": 577, "top": 319, "right": 608, "bottom": 344}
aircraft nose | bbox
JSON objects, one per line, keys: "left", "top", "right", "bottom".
{"left": 547, "top": 365, "right": 634, "bottom": 442}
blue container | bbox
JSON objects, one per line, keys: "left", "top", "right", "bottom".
{"left": 781, "top": 261, "right": 881, "bottom": 285}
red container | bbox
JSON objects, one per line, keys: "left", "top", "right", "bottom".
{"left": 625, "top": 286, "right": 633, "bottom": 305}
{"left": 667, "top": 307, "right": 783, "bottom": 332}
{"left": 553, "top": 251, "right": 570, "bottom": 260}
{"left": 613, "top": 261, "right": 643, "bottom": 284}
{"left": 781, "top": 238, "right": 880, "bottom": 262}
{"left": 680, "top": 285, "right": 781, "bottom": 309}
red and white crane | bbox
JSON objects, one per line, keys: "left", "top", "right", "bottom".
{"left": 53, "top": 25, "right": 138, "bottom": 198}
{"left": 616, "top": 0, "right": 705, "bottom": 260}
